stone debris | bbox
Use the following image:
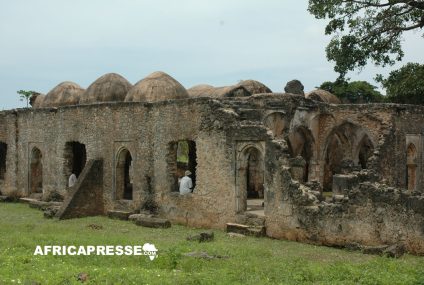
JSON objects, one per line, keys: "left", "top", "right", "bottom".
{"left": 107, "top": 210, "right": 133, "bottom": 221}
{"left": 227, "top": 232, "right": 246, "bottom": 238}
{"left": 0, "top": 195, "right": 11, "bottom": 202}
{"left": 186, "top": 232, "right": 214, "bottom": 242}
{"left": 128, "top": 212, "right": 154, "bottom": 222}
{"left": 383, "top": 243, "right": 406, "bottom": 258}
{"left": 87, "top": 224, "right": 103, "bottom": 230}
{"left": 135, "top": 217, "right": 171, "bottom": 229}
{"left": 77, "top": 272, "right": 89, "bottom": 283}
{"left": 184, "top": 251, "right": 229, "bottom": 260}
{"left": 43, "top": 206, "right": 60, "bottom": 219}
{"left": 361, "top": 243, "right": 406, "bottom": 258}
{"left": 361, "top": 245, "right": 389, "bottom": 255}
{"left": 29, "top": 200, "right": 62, "bottom": 211}
{"left": 226, "top": 223, "right": 266, "bottom": 237}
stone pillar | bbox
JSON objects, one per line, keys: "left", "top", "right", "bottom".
{"left": 289, "top": 156, "right": 306, "bottom": 182}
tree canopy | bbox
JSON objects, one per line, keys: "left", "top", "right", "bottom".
{"left": 17, "top": 90, "right": 38, "bottom": 107}
{"left": 319, "top": 80, "right": 384, "bottom": 103}
{"left": 308, "top": 0, "right": 424, "bottom": 77}
{"left": 377, "top": 62, "right": 424, "bottom": 104}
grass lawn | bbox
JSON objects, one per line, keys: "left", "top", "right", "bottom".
{"left": 0, "top": 203, "right": 423, "bottom": 284}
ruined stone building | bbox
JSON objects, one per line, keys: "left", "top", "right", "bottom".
{"left": 0, "top": 71, "right": 423, "bottom": 254}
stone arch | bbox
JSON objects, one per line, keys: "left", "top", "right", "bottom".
{"left": 0, "top": 142, "right": 7, "bottom": 180}
{"left": 237, "top": 144, "right": 264, "bottom": 212}
{"left": 407, "top": 143, "right": 417, "bottom": 191}
{"left": 29, "top": 147, "right": 43, "bottom": 194}
{"left": 264, "top": 112, "right": 287, "bottom": 139}
{"left": 288, "top": 126, "right": 314, "bottom": 182}
{"left": 115, "top": 148, "right": 133, "bottom": 200}
{"left": 323, "top": 122, "right": 359, "bottom": 191}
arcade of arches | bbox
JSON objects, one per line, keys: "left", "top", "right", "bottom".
{"left": 265, "top": 120, "right": 376, "bottom": 192}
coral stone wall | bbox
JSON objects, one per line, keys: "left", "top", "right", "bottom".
{"left": 0, "top": 95, "right": 423, "bottom": 253}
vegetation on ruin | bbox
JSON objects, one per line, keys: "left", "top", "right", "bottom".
{"left": 319, "top": 79, "right": 385, "bottom": 103}
{"left": 308, "top": 0, "right": 424, "bottom": 77}
{"left": 1, "top": 203, "right": 423, "bottom": 284}
{"left": 16, "top": 90, "right": 38, "bottom": 108}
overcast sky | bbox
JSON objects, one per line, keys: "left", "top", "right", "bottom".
{"left": 0, "top": 0, "right": 422, "bottom": 109}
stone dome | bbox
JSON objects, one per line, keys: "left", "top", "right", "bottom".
{"left": 237, "top": 80, "right": 272, "bottom": 94}
{"left": 79, "top": 73, "right": 132, "bottom": 104}
{"left": 29, "top": 93, "right": 45, "bottom": 108}
{"left": 125, "top": 71, "right": 189, "bottom": 103}
{"left": 187, "top": 84, "right": 216, "bottom": 97}
{"left": 42, "top": 82, "right": 84, "bottom": 107}
{"left": 187, "top": 84, "right": 251, "bottom": 98}
{"left": 306, "top": 89, "right": 341, "bottom": 104}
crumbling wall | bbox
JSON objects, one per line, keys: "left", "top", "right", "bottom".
{"left": 153, "top": 99, "right": 242, "bottom": 228}
{"left": 1, "top": 94, "right": 424, "bottom": 253}
{"left": 266, "top": 146, "right": 424, "bottom": 255}
{"left": 0, "top": 111, "right": 18, "bottom": 195}
{"left": 56, "top": 159, "right": 104, "bottom": 219}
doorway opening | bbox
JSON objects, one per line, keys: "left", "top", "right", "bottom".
{"left": 406, "top": 143, "right": 417, "bottom": 192}
{"left": 30, "top": 147, "right": 43, "bottom": 194}
{"left": 64, "top": 142, "right": 87, "bottom": 187}
{"left": 116, "top": 148, "right": 133, "bottom": 200}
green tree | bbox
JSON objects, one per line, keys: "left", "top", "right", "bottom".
{"left": 377, "top": 62, "right": 424, "bottom": 104}
{"left": 308, "top": 0, "right": 424, "bottom": 77}
{"left": 17, "top": 90, "right": 37, "bottom": 107}
{"left": 319, "top": 79, "right": 384, "bottom": 103}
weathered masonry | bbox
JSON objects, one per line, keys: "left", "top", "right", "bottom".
{"left": 1, "top": 72, "right": 423, "bottom": 254}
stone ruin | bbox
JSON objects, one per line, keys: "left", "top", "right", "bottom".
{"left": 0, "top": 72, "right": 423, "bottom": 255}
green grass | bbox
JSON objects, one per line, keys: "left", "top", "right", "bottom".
{"left": 0, "top": 203, "right": 423, "bottom": 285}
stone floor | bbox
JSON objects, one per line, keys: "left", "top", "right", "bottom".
{"left": 246, "top": 199, "right": 264, "bottom": 217}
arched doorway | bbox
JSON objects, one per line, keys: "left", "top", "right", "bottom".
{"left": 116, "top": 148, "right": 133, "bottom": 200}
{"left": 30, "top": 147, "right": 43, "bottom": 194}
{"left": 407, "top": 143, "right": 417, "bottom": 191}
{"left": 323, "top": 123, "right": 358, "bottom": 191}
{"left": 237, "top": 146, "right": 264, "bottom": 213}
{"left": 288, "top": 127, "right": 314, "bottom": 182}
{"left": 246, "top": 147, "right": 264, "bottom": 199}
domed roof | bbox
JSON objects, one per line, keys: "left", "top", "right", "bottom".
{"left": 237, "top": 80, "right": 272, "bottom": 94}
{"left": 187, "top": 84, "right": 216, "bottom": 97}
{"left": 306, "top": 89, "right": 341, "bottom": 104}
{"left": 125, "top": 71, "right": 189, "bottom": 102}
{"left": 30, "top": 94, "right": 45, "bottom": 108}
{"left": 80, "top": 73, "right": 132, "bottom": 104}
{"left": 187, "top": 84, "right": 251, "bottom": 98}
{"left": 42, "top": 82, "right": 84, "bottom": 107}
{"left": 215, "top": 85, "right": 251, "bottom": 97}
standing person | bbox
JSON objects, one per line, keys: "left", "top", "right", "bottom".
{"left": 179, "top": 170, "right": 193, "bottom": 195}
{"left": 68, "top": 173, "right": 77, "bottom": 188}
